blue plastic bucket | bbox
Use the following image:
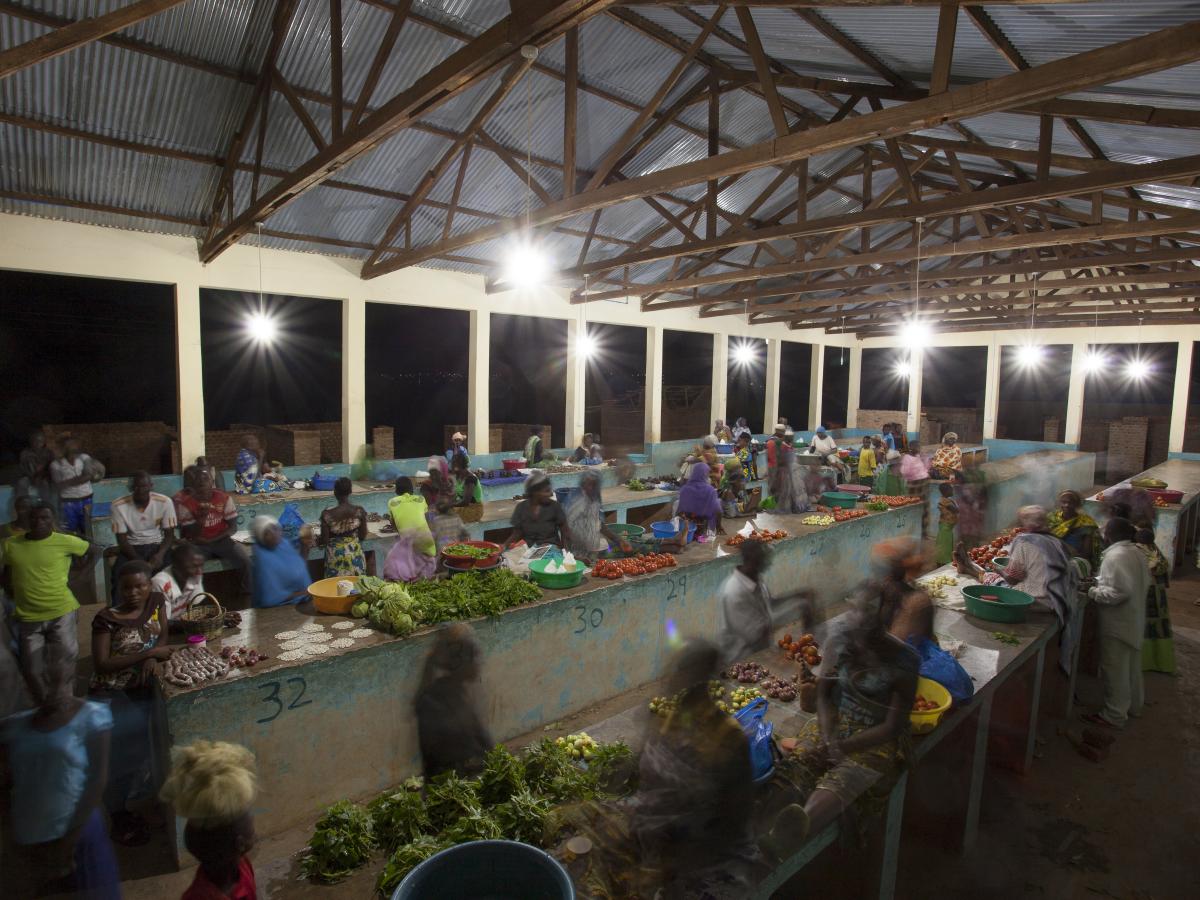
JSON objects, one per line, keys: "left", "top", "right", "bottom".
{"left": 686, "top": 522, "right": 698, "bottom": 542}
{"left": 392, "top": 840, "right": 574, "bottom": 900}
{"left": 651, "top": 521, "right": 679, "bottom": 539}
{"left": 715, "top": 442, "right": 734, "bottom": 454}
{"left": 554, "top": 487, "right": 578, "bottom": 507}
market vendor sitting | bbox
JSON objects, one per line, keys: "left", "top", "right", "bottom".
{"left": 524, "top": 427, "right": 545, "bottom": 466}
{"left": 250, "top": 516, "right": 310, "bottom": 608}
{"left": 503, "top": 470, "right": 571, "bottom": 551}
{"left": 445, "top": 431, "right": 469, "bottom": 467}
{"left": 571, "top": 432, "right": 595, "bottom": 463}
{"left": 720, "top": 464, "right": 760, "bottom": 518}
{"left": 930, "top": 432, "right": 963, "bottom": 480}
{"left": 810, "top": 426, "right": 849, "bottom": 482}
{"left": 565, "top": 472, "right": 632, "bottom": 560}
{"left": 234, "top": 434, "right": 285, "bottom": 495}
{"left": 677, "top": 461, "right": 724, "bottom": 535}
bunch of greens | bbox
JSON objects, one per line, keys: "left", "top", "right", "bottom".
{"left": 375, "top": 835, "right": 448, "bottom": 895}
{"left": 442, "top": 543, "right": 494, "bottom": 559}
{"left": 477, "top": 744, "right": 527, "bottom": 805}
{"left": 355, "top": 576, "right": 419, "bottom": 636}
{"left": 865, "top": 500, "right": 889, "bottom": 512}
{"left": 493, "top": 787, "right": 557, "bottom": 846}
{"left": 368, "top": 783, "right": 431, "bottom": 854}
{"left": 301, "top": 800, "right": 375, "bottom": 883}
{"left": 406, "top": 570, "right": 542, "bottom": 624}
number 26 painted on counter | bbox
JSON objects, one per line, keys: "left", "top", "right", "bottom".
{"left": 257, "top": 676, "right": 313, "bottom": 724}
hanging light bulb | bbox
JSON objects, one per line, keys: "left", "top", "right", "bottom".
{"left": 895, "top": 360, "right": 912, "bottom": 379}
{"left": 1016, "top": 343, "right": 1044, "bottom": 368}
{"left": 246, "top": 311, "right": 277, "bottom": 344}
{"left": 1081, "top": 348, "right": 1108, "bottom": 375}
{"left": 901, "top": 320, "right": 932, "bottom": 348}
{"left": 576, "top": 331, "right": 597, "bottom": 358}
{"left": 732, "top": 341, "right": 758, "bottom": 367}
{"left": 501, "top": 236, "right": 549, "bottom": 289}
{"left": 1126, "top": 358, "right": 1152, "bottom": 380}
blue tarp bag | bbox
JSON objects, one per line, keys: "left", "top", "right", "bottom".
{"left": 278, "top": 502, "right": 306, "bottom": 547}
{"left": 733, "top": 697, "right": 776, "bottom": 782}
{"left": 908, "top": 636, "right": 974, "bottom": 703}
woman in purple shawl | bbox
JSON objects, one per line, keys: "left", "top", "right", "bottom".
{"left": 678, "top": 462, "right": 724, "bottom": 534}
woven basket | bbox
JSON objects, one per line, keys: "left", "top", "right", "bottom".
{"left": 179, "top": 592, "right": 225, "bottom": 640}
{"left": 460, "top": 502, "right": 484, "bottom": 524}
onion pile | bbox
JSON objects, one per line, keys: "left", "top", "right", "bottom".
{"left": 220, "top": 645, "right": 268, "bottom": 668}
{"left": 723, "top": 661, "right": 771, "bottom": 683}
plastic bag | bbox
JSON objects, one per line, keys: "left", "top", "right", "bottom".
{"left": 733, "top": 697, "right": 776, "bottom": 781}
{"left": 278, "top": 502, "right": 306, "bottom": 547}
{"left": 908, "top": 636, "right": 974, "bottom": 703}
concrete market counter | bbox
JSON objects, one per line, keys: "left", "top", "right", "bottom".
{"left": 1084, "top": 458, "right": 1200, "bottom": 570}
{"left": 159, "top": 503, "right": 923, "bottom": 848}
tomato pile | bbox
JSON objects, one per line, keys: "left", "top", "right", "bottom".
{"left": 725, "top": 529, "right": 788, "bottom": 547}
{"left": 778, "top": 632, "right": 822, "bottom": 667}
{"left": 913, "top": 694, "right": 941, "bottom": 712}
{"left": 870, "top": 495, "right": 922, "bottom": 508}
{"left": 591, "top": 553, "right": 677, "bottom": 579}
{"left": 967, "top": 527, "right": 1024, "bottom": 566}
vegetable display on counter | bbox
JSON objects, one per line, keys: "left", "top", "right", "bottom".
{"left": 219, "top": 645, "right": 267, "bottom": 668}
{"left": 801, "top": 514, "right": 834, "bottom": 527}
{"left": 967, "top": 527, "right": 1025, "bottom": 567}
{"left": 919, "top": 573, "right": 960, "bottom": 601}
{"left": 913, "top": 694, "right": 941, "bottom": 712}
{"left": 724, "top": 529, "right": 788, "bottom": 547}
{"left": 592, "top": 553, "right": 676, "bottom": 579}
{"left": 626, "top": 478, "right": 646, "bottom": 491}
{"left": 353, "top": 571, "right": 542, "bottom": 636}
{"left": 730, "top": 685, "right": 761, "bottom": 711}
{"left": 303, "top": 738, "right": 634, "bottom": 893}
{"left": 441, "top": 543, "right": 494, "bottom": 559}
{"left": 868, "top": 495, "right": 923, "bottom": 507}
{"left": 724, "top": 660, "right": 771, "bottom": 683}
{"left": 161, "top": 646, "right": 229, "bottom": 687}
{"left": 648, "top": 695, "right": 678, "bottom": 718}
{"left": 778, "top": 632, "right": 821, "bottom": 667}
{"left": 990, "top": 630, "right": 1021, "bottom": 645}
{"left": 865, "top": 500, "right": 889, "bottom": 512}
{"left": 760, "top": 675, "right": 798, "bottom": 702}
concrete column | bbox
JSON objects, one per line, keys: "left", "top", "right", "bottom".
{"left": 174, "top": 280, "right": 206, "bottom": 466}
{"left": 982, "top": 343, "right": 1001, "bottom": 440}
{"left": 644, "top": 325, "right": 663, "bottom": 443}
{"left": 1169, "top": 339, "right": 1194, "bottom": 453}
{"left": 845, "top": 345, "right": 862, "bottom": 428}
{"left": 710, "top": 333, "right": 728, "bottom": 430}
{"left": 1063, "top": 341, "right": 1088, "bottom": 446}
{"left": 764, "top": 338, "right": 781, "bottom": 433}
{"left": 341, "top": 294, "right": 366, "bottom": 462}
{"left": 468, "top": 309, "right": 490, "bottom": 456}
{"left": 808, "top": 343, "right": 824, "bottom": 430}
{"left": 565, "top": 318, "right": 588, "bottom": 449}
{"left": 905, "top": 348, "right": 924, "bottom": 437}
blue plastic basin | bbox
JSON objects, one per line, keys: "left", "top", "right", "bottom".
{"left": 392, "top": 840, "right": 574, "bottom": 900}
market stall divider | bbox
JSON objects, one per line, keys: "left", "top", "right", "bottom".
{"left": 161, "top": 504, "right": 923, "bottom": 859}
{"left": 1085, "top": 458, "right": 1200, "bottom": 570}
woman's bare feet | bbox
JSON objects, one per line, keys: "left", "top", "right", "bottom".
{"left": 953, "top": 541, "right": 982, "bottom": 579}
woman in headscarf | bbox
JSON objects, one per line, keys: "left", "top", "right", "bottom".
{"left": 769, "top": 442, "right": 811, "bottom": 515}
{"left": 713, "top": 419, "right": 733, "bottom": 443}
{"left": 523, "top": 427, "right": 544, "bottom": 466}
{"left": 731, "top": 417, "right": 751, "bottom": 442}
{"left": 677, "top": 461, "right": 724, "bottom": 534}
{"left": 1047, "top": 489, "right": 1100, "bottom": 570}
{"left": 930, "top": 432, "right": 963, "bottom": 479}
{"left": 1134, "top": 526, "right": 1175, "bottom": 674}
{"left": 449, "top": 453, "right": 483, "bottom": 524}
{"left": 566, "top": 472, "right": 633, "bottom": 561}
{"left": 250, "top": 516, "right": 310, "bottom": 608}
{"left": 504, "top": 470, "right": 571, "bottom": 550}
{"left": 571, "top": 433, "right": 594, "bottom": 463}
{"left": 420, "top": 455, "right": 454, "bottom": 509}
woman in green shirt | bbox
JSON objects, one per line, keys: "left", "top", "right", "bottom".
{"left": 450, "top": 453, "right": 484, "bottom": 523}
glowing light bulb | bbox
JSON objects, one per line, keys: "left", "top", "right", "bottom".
{"left": 895, "top": 361, "right": 912, "bottom": 378}
{"left": 900, "top": 320, "right": 932, "bottom": 348}
{"left": 246, "top": 312, "right": 277, "bottom": 344}
{"left": 1126, "top": 358, "right": 1151, "bottom": 380}
{"left": 576, "top": 333, "right": 597, "bottom": 357}
{"left": 1081, "top": 350, "right": 1107, "bottom": 375}
{"left": 733, "top": 342, "right": 757, "bottom": 366}
{"left": 501, "top": 240, "right": 548, "bottom": 289}
{"left": 1016, "top": 343, "right": 1044, "bottom": 367}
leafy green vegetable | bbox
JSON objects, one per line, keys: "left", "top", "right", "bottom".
{"left": 866, "top": 500, "right": 889, "bottom": 512}
{"left": 368, "top": 786, "right": 431, "bottom": 854}
{"left": 522, "top": 738, "right": 600, "bottom": 803}
{"left": 376, "top": 835, "right": 448, "bottom": 895}
{"left": 477, "top": 744, "right": 527, "bottom": 806}
{"left": 493, "top": 787, "right": 557, "bottom": 846}
{"left": 442, "top": 806, "right": 503, "bottom": 843}
{"left": 350, "top": 600, "right": 369, "bottom": 619}
{"left": 302, "top": 800, "right": 375, "bottom": 883}
{"left": 442, "top": 543, "right": 493, "bottom": 559}
{"left": 424, "top": 771, "right": 481, "bottom": 831}
{"left": 990, "top": 630, "right": 1021, "bottom": 645}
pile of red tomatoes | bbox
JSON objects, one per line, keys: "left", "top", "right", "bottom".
{"left": 592, "top": 553, "right": 677, "bottom": 579}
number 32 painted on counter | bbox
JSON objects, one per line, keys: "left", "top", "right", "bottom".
{"left": 257, "top": 676, "right": 313, "bottom": 724}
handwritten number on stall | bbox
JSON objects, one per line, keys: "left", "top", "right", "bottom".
{"left": 257, "top": 676, "right": 311, "bottom": 723}
{"left": 574, "top": 605, "right": 604, "bottom": 634}
{"left": 665, "top": 573, "right": 688, "bottom": 603}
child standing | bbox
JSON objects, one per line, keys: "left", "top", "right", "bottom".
{"left": 857, "top": 436, "right": 877, "bottom": 485}
{"left": 936, "top": 482, "right": 958, "bottom": 566}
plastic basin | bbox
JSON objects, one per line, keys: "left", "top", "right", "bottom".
{"left": 962, "top": 584, "right": 1035, "bottom": 624}
{"left": 651, "top": 521, "right": 680, "bottom": 539}
{"left": 991, "top": 556, "right": 1011, "bottom": 569}
{"left": 440, "top": 540, "right": 502, "bottom": 569}
{"left": 392, "top": 840, "right": 574, "bottom": 900}
{"left": 554, "top": 487, "right": 578, "bottom": 507}
{"left": 715, "top": 442, "right": 734, "bottom": 454}
{"left": 502, "top": 458, "right": 525, "bottom": 471}
{"left": 608, "top": 523, "right": 645, "bottom": 539}
{"left": 820, "top": 491, "right": 859, "bottom": 509}
{"left": 909, "top": 676, "right": 952, "bottom": 735}
{"left": 307, "top": 575, "right": 361, "bottom": 615}
{"left": 1147, "top": 488, "right": 1184, "bottom": 504}
{"left": 528, "top": 558, "right": 584, "bottom": 589}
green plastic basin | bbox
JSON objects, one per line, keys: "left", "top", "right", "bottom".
{"left": 528, "top": 558, "right": 585, "bottom": 589}
{"left": 607, "top": 523, "right": 646, "bottom": 539}
{"left": 961, "top": 584, "right": 1034, "bottom": 624}
{"left": 820, "top": 491, "right": 859, "bottom": 510}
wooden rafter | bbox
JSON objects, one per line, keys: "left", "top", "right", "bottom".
{"left": 348, "top": 0, "right": 413, "bottom": 128}
{"left": 563, "top": 26, "right": 578, "bottom": 198}
{"left": 329, "top": 0, "right": 343, "bottom": 139}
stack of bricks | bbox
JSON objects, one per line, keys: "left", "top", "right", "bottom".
{"left": 1106, "top": 417, "right": 1149, "bottom": 480}
{"left": 41, "top": 422, "right": 176, "bottom": 477}
{"left": 1043, "top": 417, "right": 1062, "bottom": 443}
{"left": 855, "top": 410, "right": 907, "bottom": 434}
{"left": 371, "top": 427, "right": 394, "bottom": 461}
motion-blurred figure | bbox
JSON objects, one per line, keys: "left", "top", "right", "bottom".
{"left": 415, "top": 624, "right": 493, "bottom": 779}
{"left": 717, "top": 540, "right": 813, "bottom": 667}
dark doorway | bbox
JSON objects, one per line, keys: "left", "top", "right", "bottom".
{"left": 861, "top": 347, "right": 908, "bottom": 412}
{"left": 922, "top": 346, "right": 987, "bottom": 443}
{"left": 1186, "top": 342, "right": 1200, "bottom": 454}
{"left": 997, "top": 344, "right": 1071, "bottom": 441}
{"left": 584, "top": 322, "right": 646, "bottom": 453}
{"left": 779, "top": 341, "right": 813, "bottom": 431}
{"left": 366, "top": 304, "right": 469, "bottom": 460}
{"left": 490, "top": 314, "right": 567, "bottom": 448}
{"left": 728, "top": 337, "right": 767, "bottom": 434}
{"left": 0, "top": 270, "right": 176, "bottom": 477}
{"left": 821, "top": 345, "right": 851, "bottom": 429}
{"left": 200, "top": 290, "right": 341, "bottom": 430}
{"left": 662, "top": 330, "right": 712, "bottom": 441}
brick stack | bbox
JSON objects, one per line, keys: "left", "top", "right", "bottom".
{"left": 41, "top": 422, "right": 176, "bottom": 477}
{"left": 1106, "top": 417, "right": 1149, "bottom": 480}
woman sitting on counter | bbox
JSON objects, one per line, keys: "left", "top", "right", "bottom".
{"left": 250, "top": 517, "right": 310, "bottom": 608}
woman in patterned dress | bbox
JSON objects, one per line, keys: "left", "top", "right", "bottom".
{"left": 318, "top": 477, "right": 367, "bottom": 577}
{"left": 1134, "top": 527, "right": 1176, "bottom": 674}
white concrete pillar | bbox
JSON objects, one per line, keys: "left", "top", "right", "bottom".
{"left": 468, "top": 309, "right": 490, "bottom": 456}
{"left": 644, "top": 325, "right": 663, "bottom": 443}
{"left": 906, "top": 348, "right": 924, "bottom": 437}
{"left": 764, "top": 338, "right": 781, "bottom": 433}
{"left": 808, "top": 343, "right": 824, "bottom": 430}
{"left": 710, "top": 333, "right": 728, "bottom": 430}
{"left": 845, "top": 345, "right": 862, "bottom": 428}
{"left": 566, "top": 318, "right": 588, "bottom": 449}
{"left": 1169, "top": 339, "right": 1194, "bottom": 453}
{"left": 1063, "top": 341, "right": 1088, "bottom": 446}
{"left": 341, "top": 294, "right": 366, "bottom": 462}
{"left": 174, "top": 280, "right": 206, "bottom": 467}
{"left": 982, "top": 343, "right": 1001, "bottom": 440}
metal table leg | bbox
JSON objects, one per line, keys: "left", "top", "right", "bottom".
{"left": 1065, "top": 604, "right": 1084, "bottom": 722}
{"left": 962, "top": 693, "right": 993, "bottom": 852}
{"left": 878, "top": 770, "right": 909, "bottom": 900}
{"left": 1022, "top": 645, "right": 1047, "bottom": 773}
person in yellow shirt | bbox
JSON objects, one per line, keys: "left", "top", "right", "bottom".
{"left": 857, "top": 436, "right": 877, "bottom": 484}
{"left": 384, "top": 477, "right": 437, "bottom": 582}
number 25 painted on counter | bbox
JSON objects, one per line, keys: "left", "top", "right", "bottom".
{"left": 257, "top": 676, "right": 313, "bottom": 724}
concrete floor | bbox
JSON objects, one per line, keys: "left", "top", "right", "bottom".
{"left": 105, "top": 566, "right": 1199, "bottom": 900}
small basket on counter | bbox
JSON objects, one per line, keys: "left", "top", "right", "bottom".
{"left": 179, "top": 592, "right": 226, "bottom": 641}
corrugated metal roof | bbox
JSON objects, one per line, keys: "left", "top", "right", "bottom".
{"left": 1, "top": 0, "right": 1198, "bottom": 298}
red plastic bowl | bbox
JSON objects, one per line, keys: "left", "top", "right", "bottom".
{"left": 440, "top": 540, "right": 502, "bottom": 568}
{"left": 502, "top": 459, "right": 525, "bottom": 471}
{"left": 1147, "top": 488, "right": 1184, "bottom": 504}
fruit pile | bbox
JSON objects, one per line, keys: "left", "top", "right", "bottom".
{"left": 967, "top": 527, "right": 1024, "bottom": 567}
{"left": 591, "top": 553, "right": 677, "bottom": 579}
{"left": 725, "top": 529, "right": 788, "bottom": 547}
{"left": 555, "top": 732, "right": 599, "bottom": 760}
{"left": 1153, "top": 497, "right": 1173, "bottom": 508}
{"left": 919, "top": 573, "right": 960, "bottom": 601}
{"left": 648, "top": 695, "right": 677, "bottom": 718}
{"left": 913, "top": 694, "right": 941, "bottom": 712}
{"left": 870, "top": 495, "right": 922, "bottom": 508}
{"left": 801, "top": 514, "right": 835, "bottom": 527}
{"left": 778, "top": 632, "right": 822, "bottom": 667}
{"left": 760, "top": 675, "right": 798, "bottom": 702}
{"left": 730, "top": 685, "right": 761, "bottom": 711}
{"left": 813, "top": 505, "right": 869, "bottom": 522}
{"left": 724, "top": 660, "right": 771, "bottom": 683}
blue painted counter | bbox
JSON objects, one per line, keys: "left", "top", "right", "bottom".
{"left": 1083, "top": 458, "right": 1200, "bottom": 570}
{"left": 159, "top": 503, "right": 923, "bottom": 845}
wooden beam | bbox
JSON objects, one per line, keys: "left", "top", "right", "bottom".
{"left": 584, "top": 5, "right": 726, "bottom": 192}
{"left": 348, "top": 0, "right": 413, "bottom": 128}
{"left": 929, "top": 3, "right": 958, "bottom": 94}
{"left": 563, "top": 26, "right": 578, "bottom": 198}
{"left": 365, "top": 20, "right": 1200, "bottom": 276}
{"left": 329, "top": 0, "right": 343, "bottom": 140}
{"left": 620, "top": 1, "right": 1094, "bottom": 6}
{"left": 273, "top": 67, "right": 326, "bottom": 150}
{"left": 707, "top": 74, "right": 720, "bottom": 240}
{"left": 442, "top": 142, "right": 472, "bottom": 242}
{"left": 735, "top": 6, "right": 790, "bottom": 136}
{"left": 201, "top": 0, "right": 620, "bottom": 263}
{"left": 837, "top": 311, "right": 1200, "bottom": 337}
{"left": 0, "top": 0, "right": 188, "bottom": 80}
{"left": 795, "top": 9, "right": 911, "bottom": 88}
